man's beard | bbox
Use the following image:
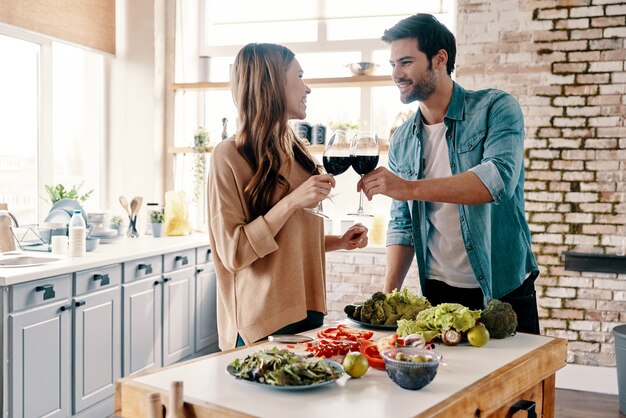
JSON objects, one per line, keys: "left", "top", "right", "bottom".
{"left": 399, "top": 68, "right": 438, "bottom": 104}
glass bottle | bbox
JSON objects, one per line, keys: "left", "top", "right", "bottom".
{"left": 68, "top": 210, "right": 86, "bottom": 257}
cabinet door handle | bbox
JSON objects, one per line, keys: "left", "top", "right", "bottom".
{"left": 196, "top": 267, "right": 204, "bottom": 273}
{"left": 510, "top": 400, "right": 536, "bottom": 418}
{"left": 138, "top": 263, "right": 153, "bottom": 275}
{"left": 175, "top": 255, "right": 188, "bottom": 265}
{"left": 75, "top": 300, "right": 86, "bottom": 307}
{"left": 59, "top": 304, "right": 73, "bottom": 312}
{"left": 153, "top": 280, "right": 161, "bottom": 286}
{"left": 35, "top": 284, "right": 55, "bottom": 300}
{"left": 93, "top": 273, "right": 110, "bottom": 286}
{"left": 162, "top": 276, "right": 172, "bottom": 283}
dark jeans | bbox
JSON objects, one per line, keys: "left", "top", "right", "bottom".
{"left": 235, "top": 310, "right": 324, "bottom": 347}
{"left": 424, "top": 273, "right": 540, "bottom": 335}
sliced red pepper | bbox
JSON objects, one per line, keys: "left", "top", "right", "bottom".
{"left": 304, "top": 338, "right": 360, "bottom": 358}
{"left": 317, "top": 325, "right": 373, "bottom": 341}
{"left": 359, "top": 339, "right": 386, "bottom": 370}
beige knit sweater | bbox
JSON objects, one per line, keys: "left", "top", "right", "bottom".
{"left": 207, "top": 139, "right": 326, "bottom": 350}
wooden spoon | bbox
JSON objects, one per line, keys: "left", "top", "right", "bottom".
{"left": 119, "top": 196, "right": 130, "bottom": 217}
{"left": 130, "top": 196, "right": 143, "bottom": 217}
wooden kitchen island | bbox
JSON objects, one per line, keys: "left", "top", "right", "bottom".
{"left": 115, "top": 325, "right": 567, "bottom": 418}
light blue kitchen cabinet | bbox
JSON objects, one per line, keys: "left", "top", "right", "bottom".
{"left": 0, "top": 237, "right": 217, "bottom": 417}
{"left": 162, "top": 249, "right": 196, "bottom": 366}
{"left": 122, "top": 256, "right": 163, "bottom": 376}
{"left": 8, "top": 275, "right": 72, "bottom": 418}
{"left": 72, "top": 264, "right": 122, "bottom": 415}
{"left": 195, "top": 245, "right": 218, "bottom": 355}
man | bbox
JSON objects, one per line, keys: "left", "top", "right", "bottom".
{"left": 358, "top": 14, "right": 540, "bottom": 334}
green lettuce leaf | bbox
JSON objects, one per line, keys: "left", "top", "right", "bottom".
{"left": 396, "top": 303, "right": 482, "bottom": 340}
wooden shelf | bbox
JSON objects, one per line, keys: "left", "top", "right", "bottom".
{"left": 172, "top": 75, "right": 394, "bottom": 91}
{"left": 168, "top": 143, "right": 389, "bottom": 155}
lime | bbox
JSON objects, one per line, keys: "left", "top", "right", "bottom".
{"left": 342, "top": 352, "right": 369, "bottom": 378}
{"left": 467, "top": 325, "right": 490, "bottom": 347}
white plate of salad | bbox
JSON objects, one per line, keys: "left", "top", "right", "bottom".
{"left": 226, "top": 347, "right": 344, "bottom": 391}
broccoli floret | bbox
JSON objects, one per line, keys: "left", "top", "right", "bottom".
{"left": 480, "top": 299, "right": 518, "bottom": 339}
{"left": 371, "top": 291, "right": 386, "bottom": 302}
{"left": 360, "top": 299, "right": 375, "bottom": 322}
{"left": 370, "top": 300, "right": 387, "bottom": 325}
{"left": 381, "top": 301, "right": 393, "bottom": 318}
{"left": 384, "top": 313, "right": 401, "bottom": 326}
{"left": 353, "top": 305, "right": 362, "bottom": 320}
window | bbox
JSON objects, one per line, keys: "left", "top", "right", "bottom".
{"left": 174, "top": 1, "right": 455, "bottom": 236}
{"left": 174, "top": 0, "right": 455, "bottom": 143}
{"left": 0, "top": 27, "right": 104, "bottom": 226}
{"left": 0, "top": 34, "right": 38, "bottom": 224}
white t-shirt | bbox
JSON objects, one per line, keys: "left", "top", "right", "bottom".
{"left": 421, "top": 121, "right": 479, "bottom": 289}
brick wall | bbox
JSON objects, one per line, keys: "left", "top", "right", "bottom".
{"left": 326, "top": 0, "right": 625, "bottom": 367}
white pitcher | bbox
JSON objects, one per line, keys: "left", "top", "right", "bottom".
{"left": 0, "top": 210, "right": 18, "bottom": 253}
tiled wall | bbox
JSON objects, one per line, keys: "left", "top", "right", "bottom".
{"left": 326, "top": 0, "right": 626, "bottom": 367}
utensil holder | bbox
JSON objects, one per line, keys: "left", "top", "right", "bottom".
{"left": 127, "top": 216, "right": 139, "bottom": 238}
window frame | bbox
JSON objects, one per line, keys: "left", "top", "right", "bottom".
{"left": 0, "top": 24, "right": 107, "bottom": 223}
{"left": 197, "top": 5, "right": 395, "bottom": 132}
{"left": 196, "top": 1, "right": 456, "bottom": 139}
{"left": 0, "top": 24, "right": 54, "bottom": 221}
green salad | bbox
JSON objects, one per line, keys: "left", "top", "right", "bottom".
{"left": 228, "top": 347, "right": 342, "bottom": 386}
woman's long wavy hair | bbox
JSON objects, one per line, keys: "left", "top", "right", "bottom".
{"left": 231, "top": 43, "right": 321, "bottom": 218}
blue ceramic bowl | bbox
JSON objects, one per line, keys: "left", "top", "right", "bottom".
{"left": 381, "top": 347, "right": 441, "bottom": 390}
{"left": 86, "top": 237, "right": 100, "bottom": 252}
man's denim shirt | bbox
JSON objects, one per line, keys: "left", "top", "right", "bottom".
{"left": 386, "top": 82, "right": 538, "bottom": 303}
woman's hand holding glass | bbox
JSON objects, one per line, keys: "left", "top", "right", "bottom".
{"left": 304, "top": 130, "right": 352, "bottom": 218}
{"left": 295, "top": 173, "right": 335, "bottom": 214}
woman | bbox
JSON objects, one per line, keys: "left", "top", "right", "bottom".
{"left": 208, "top": 43, "right": 368, "bottom": 350}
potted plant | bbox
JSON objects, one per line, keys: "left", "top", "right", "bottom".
{"left": 109, "top": 215, "right": 124, "bottom": 236}
{"left": 44, "top": 182, "right": 94, "bottom": 204}
{"left": 149, "top": 210, "right": 165, "bottom": 238}
{"left": 193, "top": 127, "right": 208, "bottom": 203}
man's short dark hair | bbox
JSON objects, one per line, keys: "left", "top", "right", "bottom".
{"left": 382, "top": 14, "right": 456, "bottom": 76}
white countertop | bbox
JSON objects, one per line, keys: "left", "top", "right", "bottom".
{"left": 0, "top": 233, "right": 210, "bottom": 286}
{"left": 131, "top": 326, "right": 556, "bottom": 418}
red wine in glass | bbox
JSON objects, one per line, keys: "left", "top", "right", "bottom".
{"left": 349, "top": 131, "right": 379, "bottom": 217}
{"left": 304, "top": 130, "right": 351, "bottom": 218}
{"left": 351, "top": 155, "right": 379, "bottom": 175}
{"left": 323, "top": 156, "right": 352, "bottom": 175}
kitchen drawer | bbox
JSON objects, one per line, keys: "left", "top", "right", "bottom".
{"left": 196, "top": 245, "right": 212, "bottom": 265}
{"left": 10, "top": 274, "right": 71, "bottom": 312}
{"left": 123, "top": 256, "right": 162, "bottom": 283}
{"left": 74, "top": 264, "right": 122, "bottom": 296}
{"left": 163, "top": 249, "right": 195, "bottom": 273}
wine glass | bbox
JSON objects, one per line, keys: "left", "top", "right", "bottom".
{"left": 348, "top": 131, "right": 379, "bottom": 217}
{"left": 303, "top": 130, "right": 352, "bottom": 218}
{"left": 323, "top": 130, "right": 353, "bottom": 176}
